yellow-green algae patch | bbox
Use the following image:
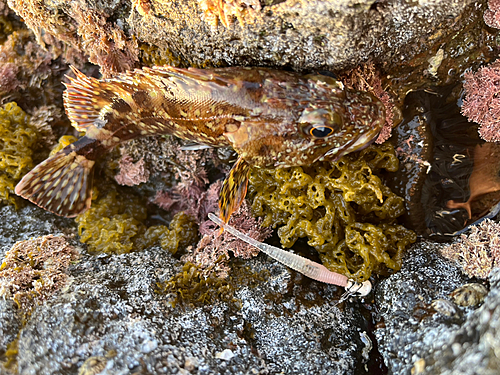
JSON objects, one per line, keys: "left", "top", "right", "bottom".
{"left": 248, "top": 143, "right": 416, "bottom": 281}
{"left": 159, "top": 260, "right": 268, "bottom": 308}
{"left": 49, "top": 135, "right": 78, "bottom": 156}
{"left": 0, "top": 102, "right": 38, "bottom": 207}
{"left": 75, "top": 186, "right": 198, "bottom": 254}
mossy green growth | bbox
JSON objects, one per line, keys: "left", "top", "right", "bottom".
{"left": 248, "top": 143, "right": 416, "bottom": 282}
{"left": 160, "top": 261, "right": 234, "bottom": 308}
{"left": 0, "top": 15, "right": 14, "bottom": 44}
{"left": 138, "top": 211, "right": 198, "bottom": 254}
{"left": 0, "top": 102, "right": 38, "bottom": 207}
{"left": 75, "top": 187, "right": 198, "bottom": 254}
{"left": 159, "top": 260, "right": 268, "bottom": 308}
{"left": 3, "top": 336, "right": 19, "bottom": 372}
{"left": 139, "top": 42, "right": 181, "bottom": 67}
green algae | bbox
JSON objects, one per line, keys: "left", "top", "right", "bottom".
{"left": 0, "top": 15, "right": 14, "bottom": 44}
{"left": 159, "top": 260, "right": 268, "bottom": 308}
{"left": 0, "top": 102, "right": 38, "bottom": 208}
{"left": 248, "top": 143, "right": 416, "bottom": 282}
{"left": 75, "top": 186, "right": 198, "bottom": 254}
{"left": 138, "top": 211, "right": 198, "bottom": 254}
{"left": 138, "top": 42, "right": 181, "bottom": 67}
{"left": 3, "top": 336, "right": 19, "bottom": 373}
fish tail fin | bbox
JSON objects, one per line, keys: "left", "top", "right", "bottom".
{"left": 15, "top": 137, "right": 97, "bottom": 217}
{"left": 219, "top": 157, "right": 251, "bottom": 224}
{"left": 63, "top": 66, "right": 118, "bottom": 132}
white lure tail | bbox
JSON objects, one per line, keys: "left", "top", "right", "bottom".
{"left": 208, "top": 213, "right": 371, "bottom": 296}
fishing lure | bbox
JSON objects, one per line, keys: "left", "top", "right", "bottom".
{"left": 15, "top": 66, "right": 385, "bottom": 222}
{"left": 208, "top": 213, "right": 372, "bottom": 295}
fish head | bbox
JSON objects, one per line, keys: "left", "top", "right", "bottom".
{"left": 226, "top": 87, "right": 386, "bottom": 168}
{"left": 306, "top": 90, "right": 386, "bottom": 163}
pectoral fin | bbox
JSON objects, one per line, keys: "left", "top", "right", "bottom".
{"left": 219, "top": 157, "right": 250, "bottom": 223}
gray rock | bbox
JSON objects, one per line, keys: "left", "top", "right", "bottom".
{"left": 128, "top": 0, "right": 479, "bottom": 71}
{"left": 374, "top": 241, "right": 500, "bottom": 375}
{"left": 7, "top": 0, "right": 484, "bottom": 72}
{"left": 0, "top": 205, "right": 74, "bottom": 258}
{"left": 0, "top": 205, "right": 74, "bottom": 365}
{"left": 0, "top": 299, "right": 20, "bottom": 355}
{"left": 15, "top": 247, "right": 370, "bottom": 375}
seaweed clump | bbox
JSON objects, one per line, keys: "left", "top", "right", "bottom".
{"left": 248, "top": 143, "right": 416, "bottom": 281}
{"left": 0, "top": 235, "right": 78, "bottom": 314}
{"left": 441, "top": 218, "right": 500, "bottom": 279}
{"left": 0, "top": 102, "right": 38, "bottom": 207}
{"left": 75, "top": 187, "right": 198, "bottom": 254}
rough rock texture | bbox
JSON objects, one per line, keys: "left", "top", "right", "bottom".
{"left": 0, "top": 204, "right": 75, "bottom": 360}
{"left": 375, "top": 242, "right": 500, "bottom": 375}
{"left": 2, "top": 0, "right": 500, "bottom": 374}
{"left": 7, "top": 0, "right": 483, "bottom": 73}
{"left": 130, "top": 0, "right": 479, "bottom": 70}
{"left": 0, "top": 299, "right": 19, "bottom": 356}
{"left": 0, "top": 205, "right": 74, "bottom": 255}
{"left": 14, "top": 247, "right": 370, "bottom": 374}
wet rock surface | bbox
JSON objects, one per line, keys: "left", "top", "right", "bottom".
{"left": 128, "top": 0, "right": 478, "bottom": 70}
{"left": 11, "top": 244, "right": 369, "bottom": 374}
{"left": 375, "top": 242, "right": 500, "bottom": 375}
{"left": 0, "top": 205, "right": 74, "bottom": 254}
{"left": 0, "top": 299, "right": 19, "bottom": 357}
{"left": 3, "top": 219, "right": 500, "bottom": 374}
{"left": 6, "top": 0, "right": 484, "bottom": 73}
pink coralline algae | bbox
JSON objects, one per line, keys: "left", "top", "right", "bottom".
{"left": 441, "top": 219, "right": 500, "bottom": 279}
{"left": 461, "top": 60, "right": 500, "bottom": 142}
{"left": 484, "top": 0, "right": 500, "bottom": 29}
{"left": 0, "top": 235, "right": 79, "bottom": 311}
{"left": 115, "top": 154, "right": 150, "bottom": 186}
{"left": 184, "top": 198, "right": 272, "bottom": 279}
{"left": 342, "top": 63, "right": 394, "bottom": 144}
{"left": 0, "top": 63, "right": 19, "bottom": 94}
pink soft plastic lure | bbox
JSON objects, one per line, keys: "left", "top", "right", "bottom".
{"left": 208, "top": 213, "right": 372, "bottom": 296}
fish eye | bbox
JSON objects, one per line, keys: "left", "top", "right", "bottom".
{"left": 299, "top": 108, "right": 342, "bottom": 139}
{"left": 309, "top": 125, "right": 335, "bottom": 138}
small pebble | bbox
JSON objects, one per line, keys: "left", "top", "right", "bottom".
{"left": 450, "top": 283, "right": 488, "bottom": 307}
{"left": 215, "top": 349, "right": 235, "bottom": 361}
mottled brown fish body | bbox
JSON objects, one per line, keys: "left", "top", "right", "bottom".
{"left": 15, "top": 66, "right": 385, "bottom": 221}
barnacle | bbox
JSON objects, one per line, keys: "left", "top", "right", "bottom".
{"left": 248, "top": 143, "right": 416, "bottom": 281}
{"left": 75, "top": 187, "right": 198, "bottom": 254}
{"left": 0, "top": 102, "right": 38, "bottom": 207}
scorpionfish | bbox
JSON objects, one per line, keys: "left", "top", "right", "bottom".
{"left": 15, "top": 66, "right": 385, "bottom": 223}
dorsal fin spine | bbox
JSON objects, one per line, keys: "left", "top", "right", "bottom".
{"left": 63, "top": 66, "right": 112, "bottom": 132}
